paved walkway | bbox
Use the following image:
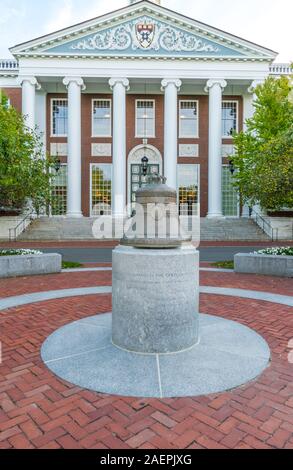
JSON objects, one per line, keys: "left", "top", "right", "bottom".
{"left": 0, "top": 266, "right": 292, "bottom": 449}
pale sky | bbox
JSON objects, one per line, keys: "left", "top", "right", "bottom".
{"left": 0, "top": 0, "right": 292, "bottom": 61}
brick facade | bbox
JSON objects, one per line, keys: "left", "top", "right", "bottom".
{"left": 3, "top": 88, "right": 243, "bottom": 217}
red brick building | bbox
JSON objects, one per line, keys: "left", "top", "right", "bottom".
{"left": 0, "top": 0, "right": 283, "bottom": 219}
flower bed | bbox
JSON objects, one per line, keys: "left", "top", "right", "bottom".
{"left": 0, "top": 249, "right": 62, "bottom": 279}
{"left": 0, "top": 249, "right": 43, "bottom": 256}
{"left": 235, "top": 247, "right": 293, "bottom": 277}
{"left": 255, "top": 247, "right": 293, "bottom": 256}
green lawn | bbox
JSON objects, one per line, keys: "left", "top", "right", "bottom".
{"left": 211, "top": 261, "right": 234, "bottom": 270}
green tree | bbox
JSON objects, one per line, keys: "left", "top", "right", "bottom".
{"left": 0, "top": 92, "right": 55, "bottom": 214}
{"left": 231, "top": 76, "right": 293, "bottom": 211}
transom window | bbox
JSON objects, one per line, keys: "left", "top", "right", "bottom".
{"left": 222, "top": 101, "right": 238, "bottom": 137}
{"left": 92, "top": 99, "right": 112, "bottom": 137}
{"left": 179, "top": 101, "right": 199, "bottom": 138}
{"left": 136, "top": 100, "right": 155, "bottom": 138}
{"left": 51, "top": 99, "right": 68, "bottom": 136}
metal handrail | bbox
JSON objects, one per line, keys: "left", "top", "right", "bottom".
{"left": 8, "top": 211, "right": 35, "bottom": 242}
{"left": 250, "top": 208, "right": 279, "bottom": 241}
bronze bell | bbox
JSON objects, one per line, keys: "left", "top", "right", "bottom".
{"left": 121, "top": 174, "right": 191, "bottom": 248}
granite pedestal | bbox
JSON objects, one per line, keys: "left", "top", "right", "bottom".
{"left": 112, "top": 245, "right": 199, "bottom": 354}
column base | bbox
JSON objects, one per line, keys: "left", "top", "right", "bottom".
{"left": 66, "top": 212, "right": 83, "bottom": 219}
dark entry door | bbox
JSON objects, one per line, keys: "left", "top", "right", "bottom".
{"left": 130, "top": 163, "right": 160, "bottom": 205}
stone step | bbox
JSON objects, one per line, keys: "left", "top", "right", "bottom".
{"left": 19, "top": 216, "right": 271, "bottom": 241}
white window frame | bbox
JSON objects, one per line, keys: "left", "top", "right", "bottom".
{"left": 51, "top": 98, "right": 68, "bottom": 137}
{"left": 92, "top": 99, "right": 112, "bottom": 138}
{"left": 135, "top": 99, "right": 156, "bottom": 138}
{"left": 222, "top": 100, "right": 239, "bottom": 139}
{"left": 177, "top": 163, "right": 201, "bottom": 213}
{"left": 50, "top": 163, "right": 68, "bottom": 217}
{"left": 179, "top": 100, "right": 199, "bottom": 139}
{"left": 90, "top": 163, "right": 113, "bottom": 217}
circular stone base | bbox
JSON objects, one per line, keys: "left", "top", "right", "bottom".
{"left": 41, "top": 313, "right": 270, "bottom": 398}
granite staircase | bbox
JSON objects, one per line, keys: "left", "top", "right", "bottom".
{"left": 18, "top": 216, "right": 271, "bottom": 242}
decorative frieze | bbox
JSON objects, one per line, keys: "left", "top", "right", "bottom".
{"left": 179, "top": 144, "right": 199, "bottom": 158}
{"left": 222, "top": 145, "right": 235, "bottom": 158}
{"left": 92, "top": 143, "right": 112, "bottom": 157}
{"left": 50, "top": 143, "right": 67, "bottom": 156}
{"left": 70, "top": 16, "right": 220, "bottom": 54}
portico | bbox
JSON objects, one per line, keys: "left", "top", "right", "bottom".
{"left": 2, "top": 0, "right": 278, "bottom": 219}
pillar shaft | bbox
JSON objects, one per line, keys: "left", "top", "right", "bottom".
{"left": 206, "top": 79, "right": 227, "bottom": 218}
{"left": 161, "top": 79, "right": 182, "bottom": 190}
{"left": 63, "top": 77, "right": 85, "bottom": 218}
{"left": 109, "top": 78, "right": 129, "bottom": 217}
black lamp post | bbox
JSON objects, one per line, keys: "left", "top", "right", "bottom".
{"left": 54, "top": 150, "right": 61, "bottom": 173}
{"left": 229, "top": 159, "right": 235, "bottom": 175}
{"left": 54, "top": 158, "right": 61, "bottom": 173}
{"left": 141, "top": 156, "right": 149, "bottom": 176}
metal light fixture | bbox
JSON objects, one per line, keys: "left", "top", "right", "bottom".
{"left": 54, "top": 154, "right": 61, "bottom": 173}
{"left": 141, "top": 156, "right": 149, "bottom": 176}
{"left": 229, "top": 159, "right": 235, "bottom": 175}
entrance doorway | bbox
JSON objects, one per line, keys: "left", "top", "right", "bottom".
{"left": 128, "top": 144, "right": 162, "bottom": 211}
{"left": 130, "top": 163, "right": 160, "bottom": 204}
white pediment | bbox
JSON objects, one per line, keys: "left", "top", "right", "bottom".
{"left": 10, "top": 1, "right": 277, "bottom": 61}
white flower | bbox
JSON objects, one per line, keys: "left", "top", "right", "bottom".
{"left": 252, "top": 247, "right": 292, "bottom": 256}
{"left": 0, "top": 249, "right": 43, "bottom": 256}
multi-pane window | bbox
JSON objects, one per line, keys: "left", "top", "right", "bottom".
{"left": 222, "top": 101, "right": 238, "bottom": 137}
{"left": 222, "top": 165, "right": 238, "bottom": 217}
{"left": 179, "top": 101, "right": 199, "bottom": 138}
{"left": 92, "top": 100, "right": 112, "bottom": 137}
{"left": 136, "top": 100, "right": 155, "bottom": 137}
{"left": 51, "top": 99, "right": 68, "bottom": 136}
{"left": 91, "top": 164, "right": 112, "bottom": 216}
{"left": 51, "top": 165, "right": 67, "bottom": 216}
{"left": 177, "top": 164, "right": 200, "bottom": 216}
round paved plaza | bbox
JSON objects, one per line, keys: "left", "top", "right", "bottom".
{"left": 0, "top": 265, "right": 292, "bottom": 449}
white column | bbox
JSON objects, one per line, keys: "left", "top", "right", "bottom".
{"left": 109, "top": 78, "right": 129, "bottom": 218}
{"left": 17, "top": 76, "right": 40, "bottom": 130}
{"left": 161, "top": 79, "right": 182, "bottom": 190}
{"left": 63, "top": 77, "right": 85, "bottom": 218}
{"left": 35, "top": 91, "right": 47, "bottom": 159}
{"left": 205, "top": 79, "right": 227, "bottom": 218}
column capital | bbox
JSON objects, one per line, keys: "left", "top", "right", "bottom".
{"left": 109, "top": 78, "right": 130, "bottom": 91}
{"left": 247, "top": 79, "right": 264, "bottom": 94}
{"left": 161, "top": 78, "right": 182, "bottom": 92}
{"left": 63, "top": 77, "right": 86, "bottom": 91}
{"left": 205, "top": 79, "right": 227, "bottom": 93}
{"left": 17, "top": 76, "right": 41, "bottom": 90}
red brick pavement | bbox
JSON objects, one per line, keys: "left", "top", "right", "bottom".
{"left": 0, "top": 268, "right": 292, "bottom": 298}
{"left": 0, "top": 271, "right": 293, "bottom": 449}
